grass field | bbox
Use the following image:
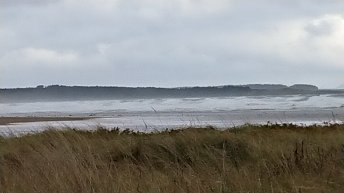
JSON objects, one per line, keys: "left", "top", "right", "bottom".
{"left": 1, "top": 124, "right": 344, "bottom": 193}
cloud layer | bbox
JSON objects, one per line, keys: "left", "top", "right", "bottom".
{"left": 1, "top": 0, "right": 344, "bottom": 88}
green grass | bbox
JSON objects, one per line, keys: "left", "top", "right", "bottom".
{"left": 1, "top": 124, "right": 344, "bottom": 193}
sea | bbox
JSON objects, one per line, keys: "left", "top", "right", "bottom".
{"left": 0, "top": 94, "right": 343, "bottom": 135}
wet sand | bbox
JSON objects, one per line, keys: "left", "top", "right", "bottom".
{"left": 0, "top": 117, "right": 91, "bottom": 125}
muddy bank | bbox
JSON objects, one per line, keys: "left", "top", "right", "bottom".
{"left": 0, "top": 117, "right": 91, "bottom": 125}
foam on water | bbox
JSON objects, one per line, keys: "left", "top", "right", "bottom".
{"left": 1, "top": 94, "right": 343, "bottom": 115}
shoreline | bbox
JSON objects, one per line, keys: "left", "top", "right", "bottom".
{"left": 0, "top": 108, "right": 343, "bottom": 136}
{"left": 0, "top": 116, "right": 92, "bottom": 125}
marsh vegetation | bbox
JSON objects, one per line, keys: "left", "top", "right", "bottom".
{"left": 1, "top": 124, "right": 344, "bottom": 193}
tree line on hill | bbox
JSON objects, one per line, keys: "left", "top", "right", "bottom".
{"left": 0, "top": 84, "right": 335, "bottom": 103}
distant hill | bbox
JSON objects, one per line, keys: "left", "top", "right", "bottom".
{"left": 0, "top": 84, "right": 333, "bottom": 103}
{"left": 289, "top": 84, "right": 319, "bottom": 91}
{"left": 245, "top": 84, "right": 288, "bottom": 90}
{"left": 246, "top": 84, "right": 319, "bottom": 91}
{"left": 0, "top": 85, "right": 250, "bottom": 103}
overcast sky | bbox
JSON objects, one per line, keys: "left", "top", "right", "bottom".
{"left": 1, "top": 0, "right": 344, "bottom": 88}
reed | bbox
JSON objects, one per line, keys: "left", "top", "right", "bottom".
{"left": 0, "top": 124, "right": 344, "bottom": 193}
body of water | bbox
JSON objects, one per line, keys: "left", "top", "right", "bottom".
{"left": 0, "top": 94, "right": 343, "bottom": 135}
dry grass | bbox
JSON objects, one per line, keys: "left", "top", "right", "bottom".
{"left": 1, "top": 124, "right": 344, "bottom": 193}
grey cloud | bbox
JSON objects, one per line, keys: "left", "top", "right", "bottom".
{"left": 305, "top": 23, "right": 334, "bottom": 36}
{"left": 1, "top": 0, "right": 344, "bottom": 88}
{"left": 0, "top": 0, "right": 58, "bottom": 6}
{"left": 304, "top": 15, "right": 344, "bottom": 36}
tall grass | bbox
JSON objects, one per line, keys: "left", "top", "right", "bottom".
{"left": 1, "top": 124, "right": 344, "bottom": 193}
